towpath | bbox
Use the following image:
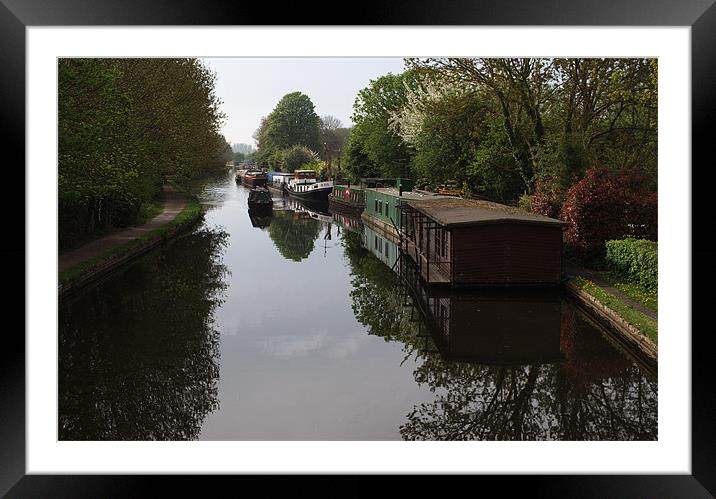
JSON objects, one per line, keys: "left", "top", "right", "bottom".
{"left": 563, "top": 262, "right": 657, "bottom": 320}
{"left": 59, "top": 185, "right": 187, "bottom": 274}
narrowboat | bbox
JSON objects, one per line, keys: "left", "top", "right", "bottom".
{"left": 242, "top": 170, "right": 268, "bottom": 187}
{"left": 284, "top": 170, "right": 334, "bottom": 202}
{"left": 247, "top": 187, "right": 273, "bottom": 211}
{"left": 329, "top": 184, "right": 365, "bottom": 216}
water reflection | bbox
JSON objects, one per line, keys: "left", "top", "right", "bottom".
{"left": 267, "top": 209, "right": 322, "bottom": 262}
{"left": 247, "top": 209, "right": 273, "bottom": 229}
{"left": 344, "top": 228, "right": 657, "bottom": 440}
{"left": 58, "top": 226, "right": 229, "bottom": 440}
{"left": 58, "top": 173, "right": 656, "bottom": 441}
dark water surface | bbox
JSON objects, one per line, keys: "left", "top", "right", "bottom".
{"left": 58, "top": 173, "right": 657, "bottom": 440}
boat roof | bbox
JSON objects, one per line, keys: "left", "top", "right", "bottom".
{"left": 407, "top": 197, "right": 568, "bottom": 228}
{"left": 366, "top": 187, "right": 447, "bottom": 201}
{"left": 295, "top": 169, "right": 316, "bottom": 173}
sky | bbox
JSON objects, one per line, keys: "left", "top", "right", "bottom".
{"left": 201, "top": 58, "right": 406, "bottom": 146}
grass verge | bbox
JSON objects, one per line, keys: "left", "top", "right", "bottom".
{"left": 589, "top": 269, "right": 657, "bottom": 312}
{"left": 59, "top": 197, "right": 203, "bottom": 290}
{"left": 573, "top": 276, "right": 658, "bottom": 345}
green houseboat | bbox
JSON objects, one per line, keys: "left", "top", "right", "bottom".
{"left": 328, "top": 185, "right": 365, "bottom": 216}
{"left": 361, "top": 178, "right": 443, "bottom": 241}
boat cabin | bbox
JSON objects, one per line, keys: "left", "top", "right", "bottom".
{"left": 399, "top": 197, "right": 568, "bottom": 287}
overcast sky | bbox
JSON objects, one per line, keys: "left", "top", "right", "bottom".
{"left": 201, "top": 58, "right": 406, "bottom": 147}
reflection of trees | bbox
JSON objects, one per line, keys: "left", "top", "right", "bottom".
{"left": 342, "top": 237, "right": 657, "bottom": 440}
{"left": 59, "top": 227, "right": 229, "bottom": 440}
{"left": 268, "top": 210, "right": 322, "bottom": 261}
{"left": 342, "top": 231, "right": 419, "bottom": 345}
{"left": 399, "top": 302, "right": 657, "bottom": 441}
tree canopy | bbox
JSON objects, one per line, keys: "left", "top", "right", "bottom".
{"left": 58, "top": 58, "right": 229, "bottom": 249}
{"left": 255, "top": 92, "right": 321, "bottom": 168}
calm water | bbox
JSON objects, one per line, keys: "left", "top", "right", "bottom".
{"left": 58, "top": 172, "right": 657, "bottom": 440}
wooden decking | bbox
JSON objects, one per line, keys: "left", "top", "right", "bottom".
{"left": 402, "top": 238, "right": 450, "bottom": 285}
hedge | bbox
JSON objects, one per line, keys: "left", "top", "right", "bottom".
{"left": 605, "top": 238, "right": 658, "bottom": 290}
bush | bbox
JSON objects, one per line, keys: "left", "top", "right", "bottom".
{"left": 559, "top": 168, "right": 657, "bottom": 259}
{"left": 517, "top": 193, "right": 533, "bottom": 212}
{"left": 531, "top": 177, "right": 563, "bottom": 218}
{"left": 605, "top": 238, "right": 658, "bottom": 290}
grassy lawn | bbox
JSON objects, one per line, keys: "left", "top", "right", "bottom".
{"left": 59, "top": 197, "right": 203, "bottom": 288}
{"left": 590, "top": 268, "right": 657, "bottom": 313}
{"left": 573, "top": 276, "right": 658, "bottom": 345}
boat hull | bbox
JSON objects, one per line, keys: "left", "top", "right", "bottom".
{"left": 285, "top": 185, "right": 332, "bottom": 202}
{"left": 328, "top": 196, "right": 364, "bottom": 217}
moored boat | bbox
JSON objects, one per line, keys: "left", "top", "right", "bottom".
{"left": 284, "top": 169, "right": 333, "bottom": 202}
{"left": 247, "top": 186, "right": 273, "bottom": 211}
{"left": 329, "top": 184, "right": 365, "bottom": 216}
{"left": 242, "top": 169, "right": 268, "bottom": 187}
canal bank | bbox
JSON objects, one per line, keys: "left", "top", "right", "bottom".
{"left": 58, "top": 184, "right": 203, "bottom": 298}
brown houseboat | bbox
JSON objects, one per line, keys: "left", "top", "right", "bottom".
{"left": 398, "top": 197, "right": 568, "bottom": 287}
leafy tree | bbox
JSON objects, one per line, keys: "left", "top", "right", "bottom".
{"left": 342, "top": 129, "right": 379, "bottom": 180}
{"left": 58, "top": 58, "right": 227, "bottom": 248}
{"left": 351, "top": 72, "right": 419, "bottom": 177}
{"left": 258, "top": 92, "right": 321, "bottom": 165}
{"left": 282, "top": 145, "right": 319, "bottom": 172}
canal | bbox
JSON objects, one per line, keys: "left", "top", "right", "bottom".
{"left": 58, "top": 172, "right": 657, "bottom": 441}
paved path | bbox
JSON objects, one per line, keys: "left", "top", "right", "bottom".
{"left": 59, "top": 185, "right": 187, "bottom": 274}
{"left": 564, "top": 262, "right": 657, "bottom": 320}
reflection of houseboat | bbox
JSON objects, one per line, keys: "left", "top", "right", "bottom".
{"left": 331, "top": 212, "right": 363, "bottom": 235}
{"left": 242, "top": 170, "right": 268, "bottom": 188}
{"left": 399, "top": 256, "right": 563, "bottom": 365}
{"left": 280, "top": 196, "right": 333, "bottom": 224}
{"left": 247, "top": 187, "right": 273, "bottom": 211}
{"left": 398, "top": 197, "right": 567, "bottom": 287}
{"left": 247, "top": 209, "right": 273, "bottom": 229}
{"left": 284, "top": 170, "right": 334, "bottom": 202}
{"left": 363, "top": 224, "right": 399, "bottom": 270}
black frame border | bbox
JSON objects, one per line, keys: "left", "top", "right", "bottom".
{"left": 2, "top": 1, "right": 714, "bottom": 495}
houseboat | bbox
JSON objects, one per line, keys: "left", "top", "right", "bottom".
{"left": 247, "top": 187, "right": 273, "bottom": 211}
{"left": 329, "top": 184, "right": 365, "bottom": 216}
{"left": 284, "top": 170, "right": 334, "bottom": 202}
{"left": 242, "top": 169, "right": 268, "bottom": 188}
{"left": 361, "top": 178, "right": 445, "bottom": 242}
{"left": 398, "top": 197, "right": 568, "bottom": 287}
{"left": 267, "top": 172, "right": 292, "bottom": 196}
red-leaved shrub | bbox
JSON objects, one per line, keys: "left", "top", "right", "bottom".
{"left": 559, "top": 168, "right": 657, "bottom": 259}
{"left": 531, "top": 177, "right": 563, "bottom": 219}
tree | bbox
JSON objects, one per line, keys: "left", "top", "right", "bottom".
{"left": 319, "top": 115, "right": 350, "bottom": 176}
{"left": 258, "top": 92, "right": 321, "bottom": 164}
{"left": 405, "top": 57, "right": 658, "bottom": 199}
{"left": 342, "top": 129, "right": 379, "bottom": 181}
{"left": 351, "top": 72, "right": 419, "bottom": 177}
{"left": 58, "top": 58, "right": 227, "bottom": 248}
{"left": 282, "top": 145, "right": 319, "bottom": 172}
